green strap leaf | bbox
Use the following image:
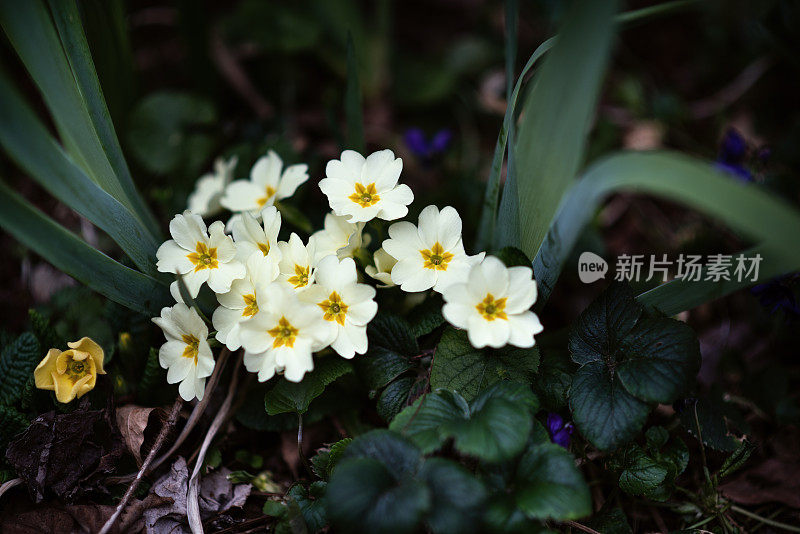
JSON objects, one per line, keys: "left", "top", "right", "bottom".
{"left": 0, "top": 69, "right": 159, "bottom": 275}
{"left": 514, "top": 0, "right": 617, "bottom": 259}
{"left": 477, "top": 0, "right": 699, "bottom": 251}
{"left": 0, "top": 0, "right": 151, "bottom": 228}
{"left": 48, "top": 0, "right": 160, "bottom": 234}
{"left": 0, "top": 181, "right": 168, "bottom": 316}
{"left": 534, "top": 151, "right": 800, "bottom": 310}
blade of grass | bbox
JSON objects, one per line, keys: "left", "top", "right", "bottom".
{"left": 0, "top": 68, "right": 159, "bottom": 275}
{"left": 533, "top": 151, "right": 800, "bottom": 308}
{"left": 0, "top": 0, "right": 148, "bottom": 225}
{"left": 345, "top": 32, "right": 365, "bottom": 152}
{"left": 636, "top": 243, "right": 791, "bottom": 315}
{"left": 477, "top": 0, "right": 700, "bottom": 251}
{"left": 0, "top": 181, "right": 168, "bottom": 316}
{"left": 514, "top": 0, "right": 618, "bottom": 260}
{"left": 48, "top": 0, "right": 160, "bottom": 234}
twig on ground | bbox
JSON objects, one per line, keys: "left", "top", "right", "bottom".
{"left": 99, "top": 397, "right": 183, "bottom": 534}
{"left": 0, "top": 478, "right": 23, "bottom": 500}
{"left": 187, "top": 357, "right": 242, "bottom": 534}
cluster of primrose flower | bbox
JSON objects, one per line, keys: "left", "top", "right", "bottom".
{"left": 152, "top": 149, "right": 544, "bottom": 402}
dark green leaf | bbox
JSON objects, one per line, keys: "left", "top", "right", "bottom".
{"left": 276, "top": 201, "right": 314, "bottom": 234}
{"left": 533, "top": 348, "right": 575, "bottom": 410}
{"left": 310, "top": 438, "right": 352, "bottom": 481}
{"left": 617, "top": 447, "right": 668, "bottom": 497}
{"left": 0, "top": 183, "right": 169, "bottom": 315}
{"left": 569, "top": 362, "right": 650, "bottom": 451}
{"left": 585, "top": 507, "right": 632, "bottom": 534}
{"left": 262, "top": 500, "right": 288, "bottom": 518}
{"left": 495, "top": 247, "right": 532, "bottom": 268}
{"left": 264, "top": 358, "right": 352, "bottom": 415}
{"left": 358, "top": 315, "right": 418, "bottom": 391}
{"left": 568, "top": 284, "right": 700, "bottom": 450}
{"left": 680, "top": 388, "right": 745, "bottom": 452}
{"left": 430, "top": 328, "right": 539, "bottom": 402}
{"left": 389, "top": 390, "right": 469, "bottom": 454}
{"left": 515, "top": 443, "right": 592, "bottom": 520}
{"left": 342, "top": 429, "right": 422, "bottom": 478}
{"left": 327, "top": 458, "right": 430, "bottom": 534}
{"left": 408, "top": 295, "right": 445, "bottom": 338}
{"left": 28, "top": 310, "right": 61, "bottom": 355}
{"left": 288, "top": 482, "right": 327, "bottom": 533}
{"left": 418, "top": 458, "right": 487, "bottom": 534}
{"left": 0, "top": 333, "right": 40, "bottom": 406}
{"left": 377, "top": 376, "right": 415, "bottom": 422}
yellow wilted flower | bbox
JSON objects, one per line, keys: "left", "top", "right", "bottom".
{"left": 34, "top": 337, "right": 106, "bottom": 403}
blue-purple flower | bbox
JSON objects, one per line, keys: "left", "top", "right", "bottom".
{"left": 714, "top": 128, "right": 753, "bottom": 182}
{"left": 404, "top": 128, "right": 452, "bottom": 162}
{"left": 546, "top": 413, "right": 574, "bottom": 449}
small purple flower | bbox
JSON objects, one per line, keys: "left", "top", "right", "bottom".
{"left": 404, "top": 128, "right": 453, "bottom": 162}
{"left": 714, "top": 128, "right": 753, "bottom": 182}
{"left": 751, "top": 275, "right": 800, "bottom": 318}
{"left": 546, "top": 413, "right": 574, "bottom": 449}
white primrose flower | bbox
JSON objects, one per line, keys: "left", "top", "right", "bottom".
{"left": 239, "top": 282, "right": 331, "bottom": 382}
{"left": 301, "top": 255, "right": 378, "bottom": 359}
{"left": 212, "top": 252, "right": 280, "bottom": 351}
{"left": 152, "top": 303, "right": 215, "bottom": 401}
{"left": 309, "top": 212, "right": 370, "bottom": 263}
{"left": 221, "top": 150, "right": 308, "bottom": 216}
{"left": 231, "top": 206, "right": 283, "bottom": 263}
{"left": 156, "top": 212, "right": 246, "bottom": 298}
{"left": 365, "top": 248, "right": 397, "bottom": 287}
{"left": 318, "top": 149, "right": 413, "bottom": 223}
{"left": 277, "top": 233, "right": 317, "bottom": 292}
{"left": 442, "top": 256, "right": 544, "bottom": 349}
{"left": 187, "top": 156, "right": 238, "bottom": 216}
{"left": 382, "top": 205, "right": 483, "bottom": 293}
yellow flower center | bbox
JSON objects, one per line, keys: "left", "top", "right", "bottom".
{"left": 348, "top": 182, "right": 380, "bottom": 207}
{"left": 257, "top": 242, "right": 270, "bottom": 256}
{"left": 62, "top": 352, "right": 91, "bottom": 381}
{"left": 420, "top": 242, "right": 454, "bottom": 271}
{"left": 476, "top": 293, "right": 508, "bottom": 321}
{"left": 318, "top": 291, "right": 348, "bottom": 326}
{"left": 257, "top": 185, "right": 277, "bottom": 207}
{"left": 186, "top": 242, "right": 219, "bottom": 272}
{"left": 268, "top": 316, "right": 299, "bottom": 348}
{"left": 287, "top": 264, "right": 310, "bottom": 289}
{"left": 242, "top": 293, "right": 259, "bottom": 317}
{"left": 181, "top": 334, "right": 200, "bottom": 365}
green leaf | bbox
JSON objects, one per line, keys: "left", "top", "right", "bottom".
{"left": 513, "top": 0, "right": 617, "bottom": 258}
{"left": 126, "top": 91, "right": 216, "bottom": 175}
{"left": 534, "top": 152, "right": 800, "bottom": 308}
{"left": 495, "top": 247, "right": 532, "bottom": 268}
{"left": 262, "top": 500, "right": 288, "bottom": 518}
{"left": 390, "top": 390, "right": 469, "bottom": 454}
{"left": 0, "top": 0, "right": 147, "bottom": 218}
{"left": 264, "top": 357, "right": 352, "bottom": 415}
{"left": 0, "top": 183, "right": 169, "bottom": 316}
{"left": 376, "top": 376, "right": 415, "bottom": 422}
{"left": 343, "top": 429, "right": 423, "bottom": 478}
{"left": 585, "top": 507, "right": 633, "bottom": 534}
{"left": 344, "top": 33, "right": 364, "bottom": 152}
{"left": 568, "top": 283, "right": 701, "bottom": 450}
{"left": 569, "top": 362, "right": 650, "bottom": 451}
{"left": 310, "top": 438, "right": 352, "bottom": 481}
{"left": 391, "top": 382, "right": 537, "bottom": 463}
{"left": 617, "top": 448, "right": 668, "bottom": 497}
{"left": 408, "top": 295, "right": 445, "bottom": 338}
{"left": 679, "top": 388, "right": 745, "bottom": 452}
{"left": 418, "top": 458, "right": 487, "bottom": 534}
{"left": 613, "top": 429, "right": 688, "bottom": 500}
{"left": 0, "top": 333, "right": 40, "bottom": 406}
{"left": 515, "top": 443, "right": 592, "bottom": 520}
{"left": 275, "top": 201, "right": 314, "bottom": 234}
{"left": 0, "top": 405, "right": 30, "bottom": 450}
{"left": 288, "top": 482, "right": 327, "bottom": 533}
{"left": 327, "top": 458, "right": 431, "bottom": 534}
{"left": 431, "top": 327, "right": 539, "bottom": 402}
{"left": 358, "top": 314, "right": 418, "bottom": 391}
{"left": 48, "top": 0, "right": 159, "bottom": 234}
{"left": 533, "top": 348, "right": 575, "bottom": 410}
{"left": 28, "top": 309, "right": 61, "bottom": 352}
{"left": 0, "top": 69, "right": 159, "bottom": 274}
